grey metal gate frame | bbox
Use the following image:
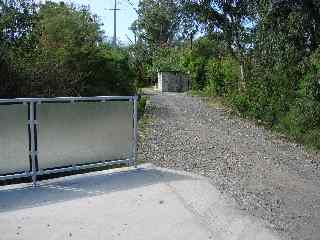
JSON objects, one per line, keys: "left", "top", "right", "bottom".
{"left": 0, "top": 96, "right": 138, "bottom": 187}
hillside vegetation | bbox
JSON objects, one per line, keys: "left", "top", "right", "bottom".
{"left": 0, "top": 0, "right": 135, "bottom": 97}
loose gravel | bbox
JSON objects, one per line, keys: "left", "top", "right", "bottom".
{"left": 138, "top": 91, "right": 320, "bottom": 240}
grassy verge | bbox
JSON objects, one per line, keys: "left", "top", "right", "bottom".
{"left": 188, "top": 90, "right": 233, "bottom": 112}
{"left": 189, "top": 90, "right": 320, "bottom": 152}
{"left": 138, "top": 95, "right": 148, "bottom": 120}
{"left": 137, "top": 94, "right": 152, "bottom": 164}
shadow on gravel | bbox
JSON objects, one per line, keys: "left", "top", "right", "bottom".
{"left": 0, "top": 168, "right": 192, "bottom": 213}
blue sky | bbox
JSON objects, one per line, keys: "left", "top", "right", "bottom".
{"left": 40, "top": 0, "right": 139, "bottom": 44}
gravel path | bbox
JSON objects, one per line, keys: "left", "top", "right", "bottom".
{"left": 138, "top": 91, "right": 320, "bottom": 240}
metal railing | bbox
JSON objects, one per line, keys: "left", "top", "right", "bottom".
{"left": 0, "top": 96, "right": 138, "bottom": 186}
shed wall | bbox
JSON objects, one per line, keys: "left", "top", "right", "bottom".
{"left": 158, "top": 72, "right": 190, "bottom": 92}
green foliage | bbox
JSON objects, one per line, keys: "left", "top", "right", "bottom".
{"left": 83, "top": 45, "right": 135, "bottom": 96}
{"left": 3, "top": 0, "right": 316, "bottom": 147}
{"left": 230, "top": 94, "right": 250, "bottom": 114}
{"left": 0, "top": 1, "right": 135, "bottom": 97}
{"left": 0, "top": 0, "right": 36, "bottom": 97}
{"left": 151, "top": 46, "right": 189, "bottom": 73}
{"left": 129, "top": 0, "right": 185, "bottom": 87}
{"left": 302, "top": 49, "right": 320, "bottom": 102}
{"left": 205, "top": 57, "right": 240, "bottom": 96}
{"left": 152, "top": 47, "right": 181, "bottom": 72}
{"left": 131, "top": 0, "right": 320, "bottom": 149}
{"left": 134, "top": 0, "right": 181, "bottom": 48}
{"left": 182, "top": 0, "right": 257, "bottom": 63}
{"left": 179, "top": 37, "right": 229, "bottom": 91}
{"left": 279, "top": 49, "right": 320, "bottom": 138}
{"left": 138, "top": 95, "right": 148, "bottom": 119}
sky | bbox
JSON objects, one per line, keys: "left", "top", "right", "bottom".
{"left": 39, "top": 0, "right": 139, "bottom": 44}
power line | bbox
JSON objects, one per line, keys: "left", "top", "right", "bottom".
{"left": 109, "top": 0, "right": 120, "bottom": 46}
{"left": 107, "top": 0, "right": 139, "bottom": 45}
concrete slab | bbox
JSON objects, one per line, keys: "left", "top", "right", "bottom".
{"left": 0, "top": 164, "right": 281, "bottom": 240}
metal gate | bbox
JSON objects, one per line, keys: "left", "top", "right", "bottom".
{"left": 0, "top": 96, "right": 138, "bottom": 186}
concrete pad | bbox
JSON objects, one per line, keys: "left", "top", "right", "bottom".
{"left": 0, "top": 164, "right": 281, "bottom": 240}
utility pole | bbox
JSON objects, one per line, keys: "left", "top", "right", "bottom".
{"left": 109, "top": 0, "right": 120, "bottom": 46}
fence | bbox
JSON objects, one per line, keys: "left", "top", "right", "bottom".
{"left": 0, "top": 96, "right": 138, "bottom": 186}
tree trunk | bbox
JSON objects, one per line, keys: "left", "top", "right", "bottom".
{"left": 239, "top": 61, "right": 245, "bottom": 92}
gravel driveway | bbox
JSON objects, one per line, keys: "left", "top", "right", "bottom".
{"left": 138, "top": 91, "right": 320, "bottom": 240}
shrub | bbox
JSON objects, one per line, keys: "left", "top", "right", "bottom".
{"left": 204, "top": 57, "right": 240, "bottom": 97}
{"left": 230, "top": 94, "right": 250, "bottom": 113}
{"left": 138, "top": 95, "right": 148, "bottom": 119}
{"left": 303, "top": 129, "right": 320, "bottom": 149}
{"left": 205, "top": 59, "right": 224, "bottom": 96}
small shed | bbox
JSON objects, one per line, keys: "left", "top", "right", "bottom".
{"left": 157, "top": 71, "right": 190, "bottom": 92}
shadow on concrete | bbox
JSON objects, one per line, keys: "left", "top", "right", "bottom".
{"left": 0, "top": 167, "right": 193, "bottom": 213}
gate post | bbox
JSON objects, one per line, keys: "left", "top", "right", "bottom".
{"left": 29, "top": 102, "right": 38, "bottom": 187}
{"left": 133, "top": 96, "right": 138, "bottom": 167}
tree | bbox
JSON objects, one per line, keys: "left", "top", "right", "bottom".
{"left": 18, "top": 1, "right": 104, "bottom": 96}
{"left": 268, "top": 0, "right": 320, "bottom": 53}
{"left": 0, "top": 0, "right": 36, "bottom": 97}
{"left": 0, "top": 0, "right": 136, "bottom": 97}
{"left": 181, "top": 0, "right": 258, "bottom": 87}
{"left": 135, "top": 0, "right": 181, "bottom": 48}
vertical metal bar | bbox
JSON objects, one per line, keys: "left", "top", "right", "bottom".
{"left": 29, "top": 102, "right": 37, "bottom": 187}
{"left": 27, "top": 104, "right": 32, "bottom": 172}
{"left": 34, "top": 103, "right": 39, "bottom": 172}
{"left": 133, "top": 96, "right": 138, "bottom": 167}
{"left": 129, "top": 98, "right": 133, "bottom": 167}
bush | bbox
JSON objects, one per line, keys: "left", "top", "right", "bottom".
{"left": 138, "top": 95, "right": 148, "bottom": 119}
{"left": 152, "top": 47, "right": 185, "bottom": 73}
{"left": 303, "top": 129, "right": 320, "bottom": 149}
{"left": 0, "top": 1, "right": 136, "bottom": 97}
{"left": 204, "top": 59, "right": 225, "bottom": 96}
{"left": 205, "top": 57, "right": 240, "bottom": 97}
{"left": 230, "top": 94, "right": 250, "bottom": 113}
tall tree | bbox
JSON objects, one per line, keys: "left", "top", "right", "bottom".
{"left": 182, "top": 0, "right": 257, "bottom": 86}
{"left": 0, "top": 0, "right": 36, "bottom": 96}
{"left": 268, "top": 0, "right": 320, "bottom": 53}
{"left": 24, "top": 1, "right": 105, "bottom": 96}
{"left": 135, "top": 0, "right": 181, "bottom": 47}
{"left": 0, "top": 1, "right": 135, "bottom": 97}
